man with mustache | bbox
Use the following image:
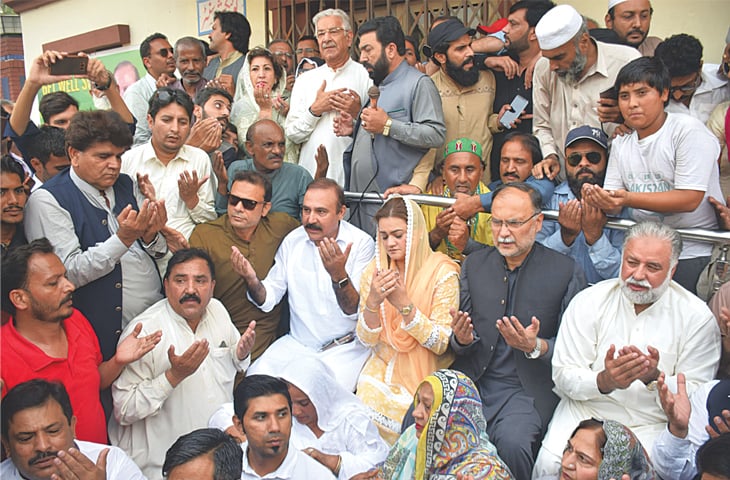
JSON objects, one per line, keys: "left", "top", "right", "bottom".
{"left": 170, "top": 36, "right": 208, "bottom": 99}
{"left": 530, "top": 4, "right": 639, "bottom": 182}
{"left": 537, "top": 126, "right": 624, "bottom": 284}
{"left": 219, "top": 119, "right": 316, "bottom": 220}
{"left": 606, "top": 0, "right": 661, "bottom": 56}
{"left": 534, "top": 222, "right": 721, "bottom": 477}
{"left": 450, "top": 182, "right": 585, "bottom": 479}
{"left": 421, "top": 138, "right": 494, "bottom": 261}
{"left": 122, "top": 87, "right": 216, "bottom": 273}
{"left": 0, "top": 155, "right": 27, "bottom": 257}
{"left": 110, "top": 248, "right": 256, "bottom": 480}
{"left": 124, "top": 33, "right": 178, "bottom": 145}
{"left": 233, "top": 178, "right": 374, "bottom": 392}
{"left": 345, "top": 15, "right": 445, "bottom": 235}
{"left": 1, "top": 238, "right": 161, "bottom": 444}
{"left": 1, "top": 380, "right": 145, "bottom": 480}
{"left": 190, "top": 170, "right": 299, "bottom": 360}
{"left": 235, "top": 375, "right": 335, "bottom": 479}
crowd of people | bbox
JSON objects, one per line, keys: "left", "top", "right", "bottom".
{"left": 1, "top": 1, "right": 730, "bottom": 479}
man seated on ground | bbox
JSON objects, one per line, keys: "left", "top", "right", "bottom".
{"left": 1, "top": 239, "right": 161, "bottom": 444}
{"left": 216, "top": 119, "right": 318, "bottom": 219}
{"left": 235, "top": 375, "right": 336, "bottom": 479}
{"left": 451, "top": 131, "right": 554, "bottom": 220}
{"left": 163, "top": 428, "right": 243, "bottom": 480}
{"left": 110, "top": 248, "right": 255, "bottom": 480}
{"left": 583, "top": 56, "right": 723, "bottom": 293}
{"left": 534, "top": 222, "right": 721, "bottom": 477}
{"left": 24, "top": 110, "right": 167, "bottom": 360}
{"left": 537, "top": 126, "right": 623, "bottom": 284}
{"left": 122, "top": 87, "right": 216, "bottom": 272}
{"left": 0, "top": 156, "right": 27, "bottom": 257}
{"left": 25, "top": 126, "right": 68, "bottom": 192}
{"left": 234, "top": 179, "right": 374, "bottom": 391}
{"left": 189, "top": 171, "right": 299, "bottom": 360}
{"left": 653, "top": 375, "right": 730, "bottom": 480}
{"left": 6, "top": 51, "right": 134, "bottom": 167}
{"left": 274, "top": 356, "right": 389, "bottom": 479}
{"left": 1, "top": 380, "right": 145, "bottom": 480}
{"left": 450, "top": 182, "right": 585, "bottom": 479}
{"left": 655, "top": 33, "right": 730, "bottom": 123}
{"left": 422, "top": 138, "right": 494, "bottom": 262}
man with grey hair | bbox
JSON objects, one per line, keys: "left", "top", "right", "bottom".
{"left": 285, "top": 8, "right": 371, "bottom": 186}
{"left": 530, "top": 4, "right": 639, "bottom": 182}
{"left": 170, "top": 36, "right": 208, "bottom": 99}
{"left": 533, "top": 221, "right": 721, "bottom": 477}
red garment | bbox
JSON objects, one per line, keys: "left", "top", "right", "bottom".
{"left": 1, "top": 309, "right": 107, "bottom": 444}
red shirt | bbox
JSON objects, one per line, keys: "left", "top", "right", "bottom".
{"left": 1, "top": 309, "right": 107, "bottom": 444}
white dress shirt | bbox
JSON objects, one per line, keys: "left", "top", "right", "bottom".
{"left": 0, "top": 440, "right": 146, "bottom": 480}
{"left": 285, "top": 59, "right": 372, "bottom": 185}
{"left": 110, "top": 298, "right": 250, "bottom": 480}
{"left": 666, "top": 63, "right": 730, "bottom": 123}
{"left": 534, "top": 279, "right": 720, "bottom": 477}
{"left": 241, "top": 442, "right": 335, "bottom": 480}
{"left": 123, "top": 73, "right": 157, "bottom": 145}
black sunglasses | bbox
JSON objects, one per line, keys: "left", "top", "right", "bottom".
{"left": 153, "top": 89, "right": 186, "bottom": 104}
{"left": 567, "top": 151, "right": 602, "bottom": 167}
{"left": 228, "top": 194, "right": 263, "bottom": 210}
{"left": 157, "top": 48, "right": 174, "bottom": 58}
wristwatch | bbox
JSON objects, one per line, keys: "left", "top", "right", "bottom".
{"left": 525, "top": 339, "right": 542, "bottom": 359}
{"left": 398, "top": 303, "right": 414, "bottom": 315}
{"left": 93, "top": 70, "right": 113, "bottom": 91}
{"left": 383, "top": 117, "right": 392, "bottom": 136}
{"left": 332, "top": 277, "right": 349, "bottom": 289}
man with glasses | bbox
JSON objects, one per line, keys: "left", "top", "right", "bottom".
{"left": 122, "top": 87, "right": 216, "bottom": 273}
{"left": 219, "top": 119, "right": 317, "bottom": 219}
{"left": 537, "top": 126, "right": 624, "bottom": 284}
{"left": 286, "top": 8, "right": 371, "bottom": 186}
{"left": 269, "top": 39, "right": 296, "bottom": 93}
{"left": 583, "top": 56, "right": 723, "bottom": 294}
{"left": 450, "top": 182, "right": 585, "bottom": 479}
{"left": 124, "top": 33, "right": 177, "bottom": 145}
{"left": 295, "top": 35, "right": 320, "bottom": 64}
{"left": 190, "top": 170, "right": 299, "bottom": 360}
{"left": 655, "top": 33, "right": 730, "bottom": 123}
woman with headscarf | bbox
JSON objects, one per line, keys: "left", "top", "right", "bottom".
{"left": 278, "top": 356, "right": 389, "bottom": 479}
{"left": 230, "top": 47, "right": 299, "bottom": 163}
{"left": 553, "top": 418, "right": 656, "bottom": 480}
{"left": 356, "top": 196, "right": 460, "bottom": 444}
{"left": 375, "top": 369, "right": 512, "bottom": 480}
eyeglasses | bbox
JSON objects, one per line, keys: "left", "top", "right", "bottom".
{"left": 566, "top": 151, "right": 603, "bottom": 167}
{"left": 156, "top": 48, "right": 174, "bottom": 58}
{"left": 295, "top": 47, "right": 319, "bottom": 55}
{"left": 152, "top": 89, "right": 186, "bottom": 104}
{"left": 669, "top": 73, "right": 701, "bottom": 96}
{"left": 491, "top": 212, "right": 540, "bottom": 230}
{"left": 273, "top": 51, "right": 294, "bottom": 59}
{"left": 228, "top": 194, "right": 264, "bottom": 210}
{"left": 316, "top": 27, "right": 346, "bottom": 38}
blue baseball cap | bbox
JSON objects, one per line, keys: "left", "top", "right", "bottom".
{"left": 565, "top": 126, "right": 608, "bottom": 150}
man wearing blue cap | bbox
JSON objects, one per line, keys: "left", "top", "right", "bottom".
{"left": 537, "top": 125, "right": 624, "bottom": 284}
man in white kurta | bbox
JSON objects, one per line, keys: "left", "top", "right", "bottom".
{"left": 237, "top": 180, "right": 374, "bottom": 391}
{"left": 110, "top": 250, "right": 254, "bottom": 480}
{"left": 533, "top": 222, "right": 721, "bottom": 477}
{"left": 284, "top": 9, "right": 371, "bottom": 185}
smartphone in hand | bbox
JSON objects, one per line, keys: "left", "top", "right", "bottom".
{"left": 500, "top": 94, "right": 529, "bottom": 129}
{"left": 49, "top": 55, "right": 88, "bottom": 76}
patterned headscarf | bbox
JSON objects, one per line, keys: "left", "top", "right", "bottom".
{"left": 597, "top": 420, "right": 656, "bottom": 480}
{"left": 415, "top": 369, "right": 512, "bottom": 480}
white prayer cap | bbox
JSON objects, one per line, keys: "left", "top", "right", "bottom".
{"left": 535, "top": 4, "right": 584, "bottom": 50}
{"left": 608, "top": 0, "right": 628, "bottom": 10}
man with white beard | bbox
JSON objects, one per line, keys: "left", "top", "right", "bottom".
{"left": 532, "top": 221, "right": 721, "bottom": 478}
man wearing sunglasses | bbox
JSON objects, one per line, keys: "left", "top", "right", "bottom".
{"left": 655, "top": 33, "right": 730, "bottom": 124}
{"left": 124, "top": 33, "right": 178, "bottom": 145}
{"left": 450, "top": 182, "right": 585, "bottom": 479}
{"left": 537, "top": 126, "right": 624, "bottom": 284}
{"left": 189, "top": 170, "right": 299, "bottom": 360}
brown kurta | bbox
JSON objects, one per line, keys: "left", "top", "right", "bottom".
{"left": 189, "top": 212, "right": 299, "bottom": 360}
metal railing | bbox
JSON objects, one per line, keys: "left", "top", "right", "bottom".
{"left": 344, "top": 191, "right": 730, "bottom": 245}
